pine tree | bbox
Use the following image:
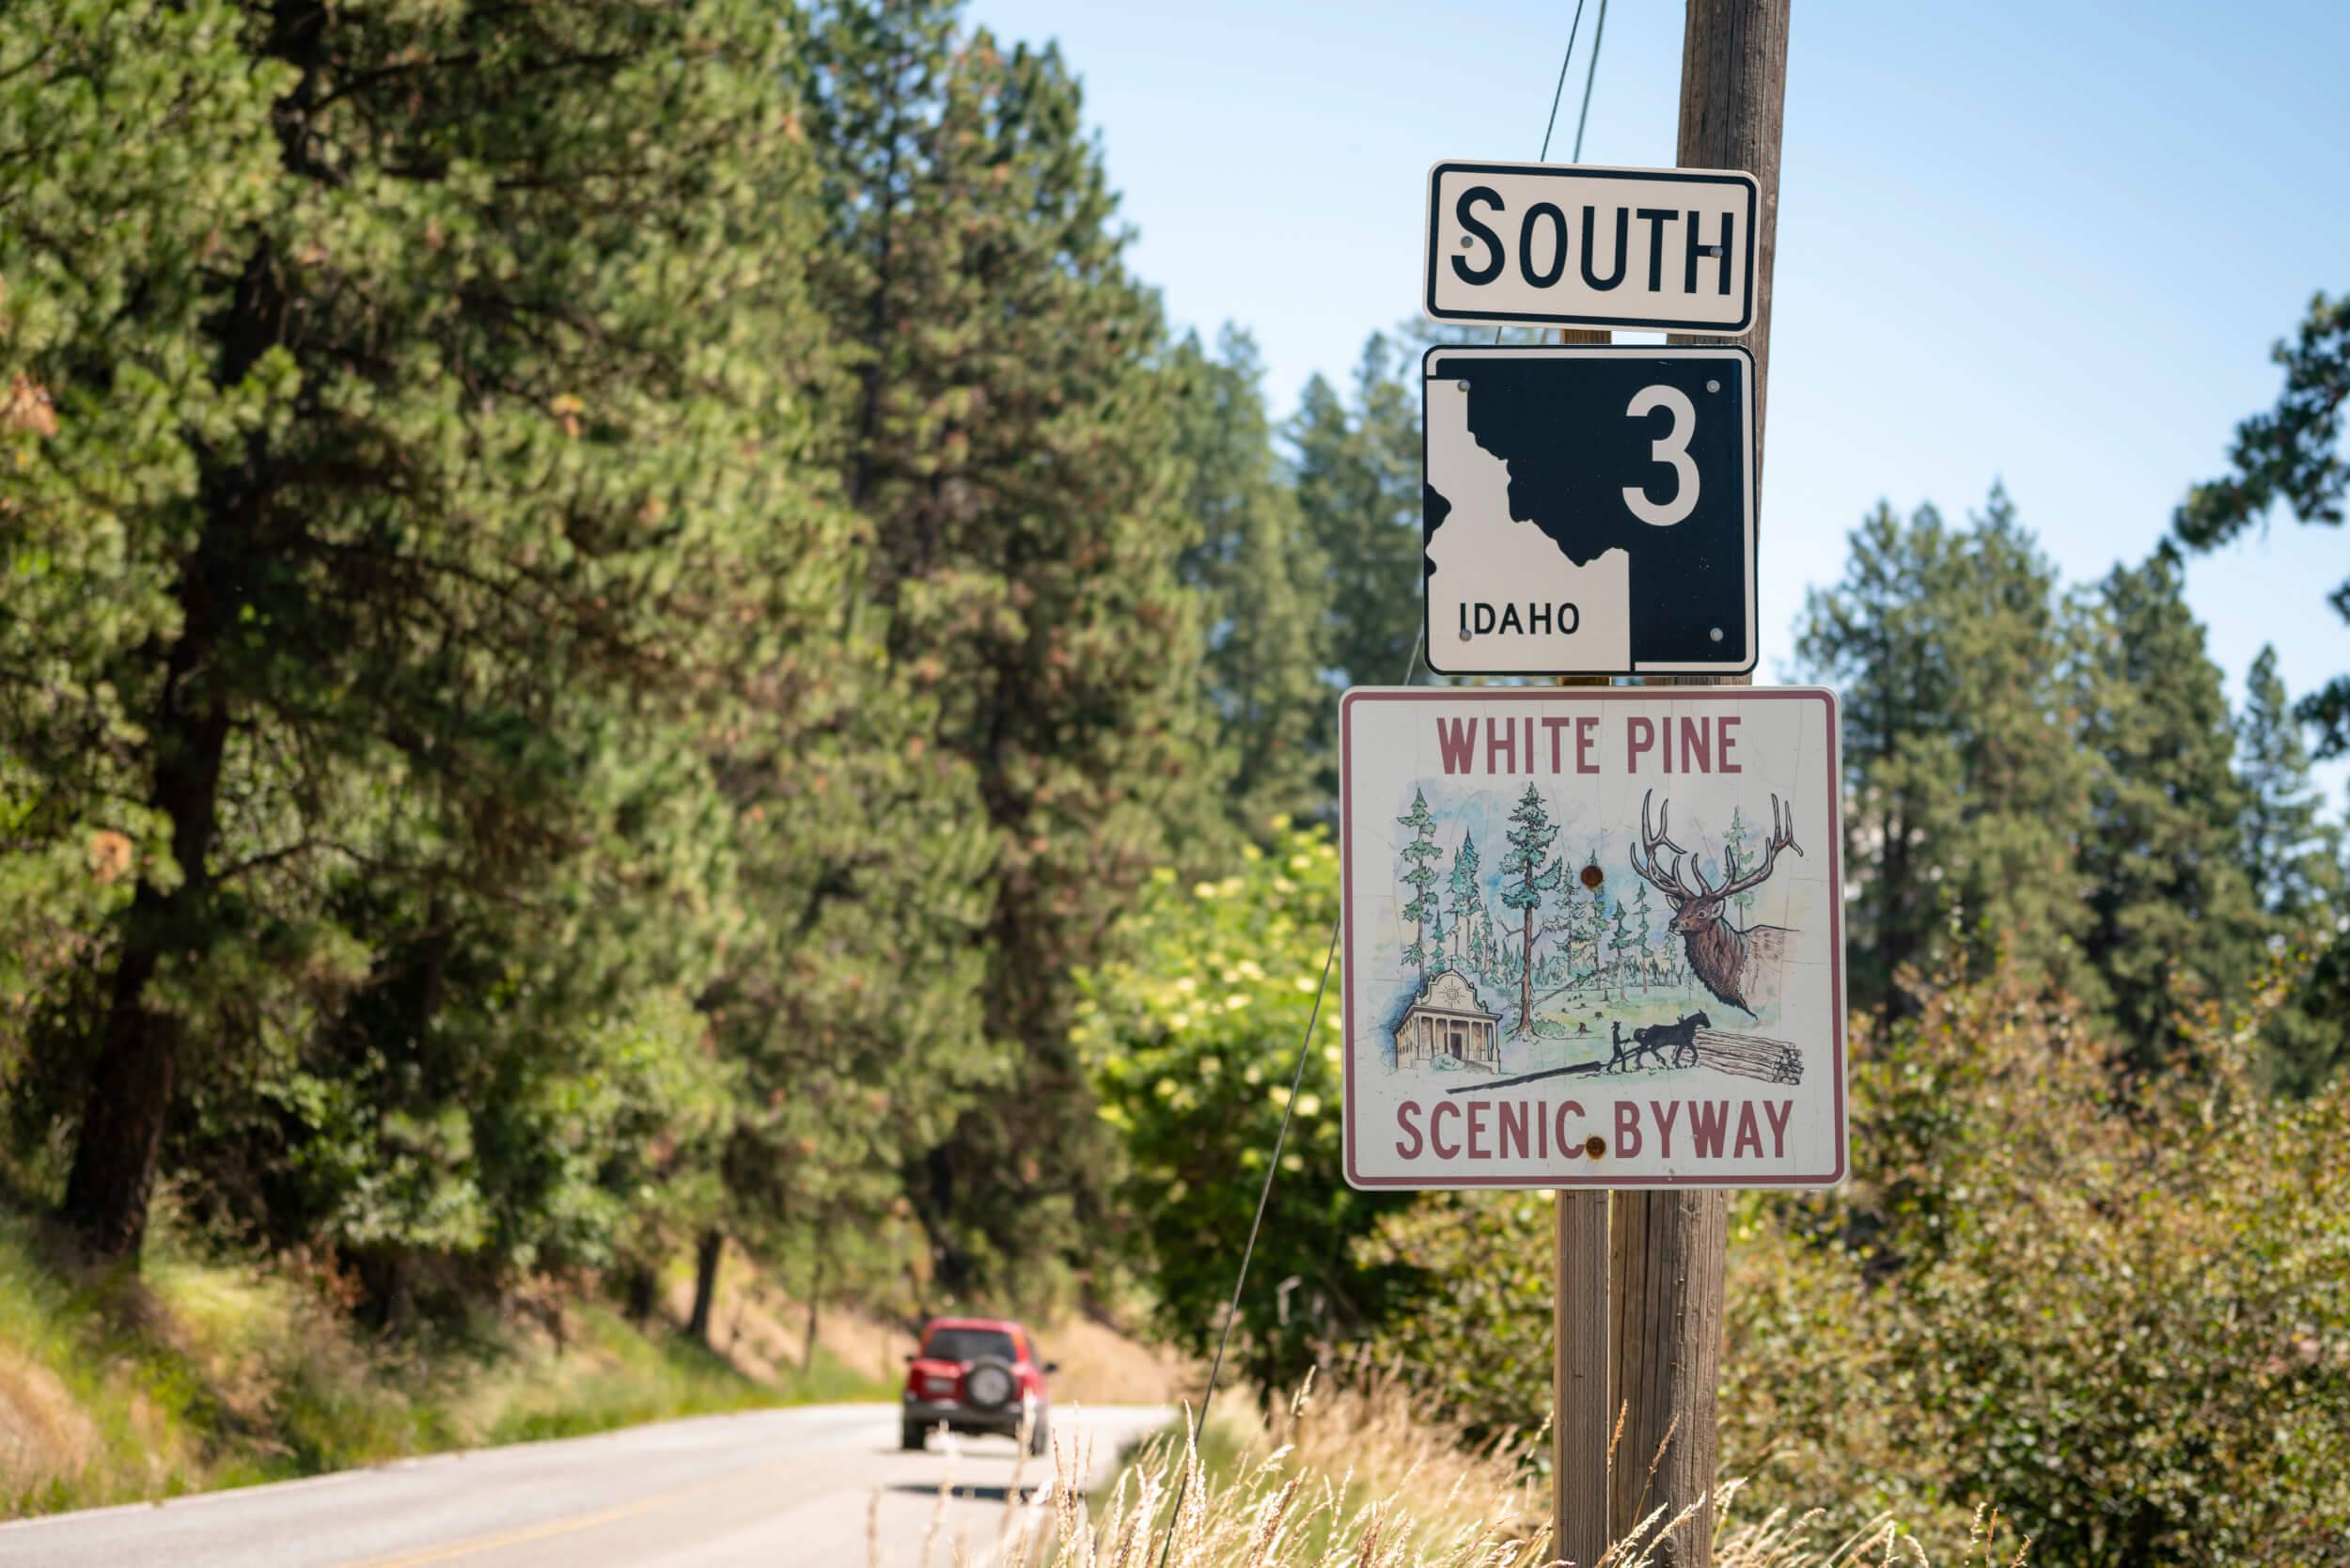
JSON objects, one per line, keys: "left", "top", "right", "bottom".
{"left": 804, "top": 0, "right": 1219, "bottom": 1293}
{"left": 1498, "top": 785, "right": 1564, "bottom": 1033}
{"left": 1397, "top": 790, "right": 1444, "bottom": 979}
{"left": 10, "top": 0, "right": 838, "bottom": 1265}
{"left": 2240, "top": 646, "right": 2340, "bottom": 919}
{"left": 1290, "top": 333, "right": 1425, "bottom": 781}
{"left": 0, "top": 0, "right": 288, "bottom": 1231}
{"left": 1796, "top": 491, "right": 2097, "bottom": 1016}
{"left": 2235, "top": 647, "right": 2349, "bottom": 1092}
{"left": 1170, "top": 327, "right": 1330, "bottom": 831}
{"left": 2077, "top": 550, "right": 2265, "bottom": 1065}
{"left": 2175, "top": 294, "right": 2350, "bottom": 755}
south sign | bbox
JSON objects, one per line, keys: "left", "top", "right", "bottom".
{"left": 1339, "top": 686, "right": 1847, "bottom": 1191}
{"left": 1423, "top": 161, "right": 1758, "bottom": 334}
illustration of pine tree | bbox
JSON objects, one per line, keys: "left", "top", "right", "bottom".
{"left": 1398, "top": 789, "right": 1445, "bottom": 980}
{"left": 1447, "top": 830, "right": 1483, "bottom": 987}
{"left": 1611, "top": 899, "right": 1638, "bottom": 996}
{"left": 1585, "top": 881, "right": 1611, "bottom": 999}
{"left": 1499, "top": 784, "right": 1563, "bottom": 1032}
{"left": 1724, "top": 806, "right": 1756, "bottom": 917}
{"left": 1625, "top": 881, "right": 1657, "bottom": 992}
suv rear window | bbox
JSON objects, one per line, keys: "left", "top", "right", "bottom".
{"left": 921, "top": 1327, "right": 1018, "bottom": 1363}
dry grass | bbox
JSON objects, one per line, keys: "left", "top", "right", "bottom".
{"left": 915, "top": 1376, "right": 2028, "bottom": 1568}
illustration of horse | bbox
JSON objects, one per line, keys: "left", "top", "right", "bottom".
{"left": 1635, "top": 1010, "right": 1711, "bottom": 1070}
{"left": 1606, "top": 1012, "right": 1712, "bottom": 1073}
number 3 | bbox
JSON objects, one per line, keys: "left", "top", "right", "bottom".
{"left": 1622, "top": 384, "right": 1698, "bottom": 526}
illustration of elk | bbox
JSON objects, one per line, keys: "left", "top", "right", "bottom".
{"left": 1629, "top": 790, "right": 1802, "bottom": 1017}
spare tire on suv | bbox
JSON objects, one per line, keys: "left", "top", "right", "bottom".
{"left": 962, "top": 1356, "right": 1016, "bottom": 1413}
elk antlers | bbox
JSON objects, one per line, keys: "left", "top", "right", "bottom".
{"left": 1628, "top": 789, "right": 1803, "bottom": 906}
{"left": 1630, "top": 789, "right": 1700, "bottom": 904}
{"left": 1713, "top": 792, "right": 1803, "bottom": 898}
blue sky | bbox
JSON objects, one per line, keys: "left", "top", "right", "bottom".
{"left": 969, "top": 0, "right": 2350, "bottom": 795}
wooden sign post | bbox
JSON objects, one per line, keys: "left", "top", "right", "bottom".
{"left": 1374, "top": 9, "right": 1798, "bottom": 1568}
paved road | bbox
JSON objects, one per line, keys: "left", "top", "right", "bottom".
{"left": 0, "top": 1403, "right": 1170, "bottom": 1568}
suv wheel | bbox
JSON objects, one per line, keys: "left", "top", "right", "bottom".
{"left": 901, "top": 1421, "right": 927, "bottom": 1451}
{"left": 1026, "top": 1414, "right": 1050, "bottom": 1457}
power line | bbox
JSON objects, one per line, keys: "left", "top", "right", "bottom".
{"left": 1573, "top": 0, "right": 1611, "bottom": 162}
{"left": 1495, "top": 0, "right": 1601, "bottom": 346}
{"left": 1147, "top": 15, "right": 1618, "bottom": 1562}
{"left": 1148, "top": 635, "right": 1418, "bottom": 1568}
{"left": 1537, "top": 0, "right": 1589, "bottom": 163}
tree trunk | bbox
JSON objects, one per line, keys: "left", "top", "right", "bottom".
{"left": 59, "top": 930, "right": 183, "bottom": 1263}
{"left": 1518, "top": 881, "right": 1536, "bottom": 1030}
{"left": 59, "top": 532, "right": 237, "bottom": 1263}
{"left": 623, "top": 1263, "right": 658, "bottom": 1326}
{"left": 59, "top": 42, "right": 306, "bottom": 1254}
{"left": 803, "top": 1234, "right": 826, "bottom": 1372}
{"left": 687, "top": 1228, "right": 723, "bottom": 1344}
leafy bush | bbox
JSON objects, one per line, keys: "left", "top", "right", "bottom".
{"left": 1358, "top": 966, "right": 2350, "bottom": 1565}
{"left": 1728, "top": 973, "right": 2350, "bottom": 1565}
{"left": 1077, "top": 821, "right": 1406, "bottom": 1388}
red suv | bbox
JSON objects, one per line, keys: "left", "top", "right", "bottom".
{"left": 901, "top": 1316, "right": 1056, "bottom": 1453}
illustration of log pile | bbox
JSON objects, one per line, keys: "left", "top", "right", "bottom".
{"left": 1694, "top": 1028, "right": 1802, "bottom": 1085}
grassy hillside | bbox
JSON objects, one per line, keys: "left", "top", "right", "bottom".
{"left": 0, "top": 1207, "right": 886, "bottom": 1520}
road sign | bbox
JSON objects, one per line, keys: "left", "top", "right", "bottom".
{"left": 1423, "top": 161, "right": 1758, "bottom": 333}
{"left": 1340, "top": 685, "right": 1845, "bottom": 1190}
{"left": 1423, "top": 344, "right": 1755, "bottom": 677}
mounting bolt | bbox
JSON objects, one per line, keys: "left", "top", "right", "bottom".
{"left": 1706, "top": 379, "right": 1721, "bottom": 393}
{"left": 1455, "top": 379, "right": 1471, "bottom": 393}
{"left": 1459, "top": 235, "right": 1474, "bottom": 248}
{"left": 1584, "top": 1135, "right": 1606, "bottom": 1159}
{"left": 1709, "top": 626, "right": 1724, "bottom": 643}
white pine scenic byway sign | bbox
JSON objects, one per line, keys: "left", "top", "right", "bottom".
{"left": 1340, "top": 686, "right": 1846, "bottom": 1190}
{"left": 1423, "top": 161, "right": 1758, "bottom": 333}
{"left": 1423, "top": 344, "right": 1755, "bottom": 677}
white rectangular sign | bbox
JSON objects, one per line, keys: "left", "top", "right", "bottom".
{"left": 1340, "top": 686, "right": 1845, "bottom": 1190}
{"left": 1424, "top": 161, "right": 1758, "bottom": 334}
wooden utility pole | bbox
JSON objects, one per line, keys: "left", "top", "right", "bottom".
{"left": 1605, "top": 7, "right": 1789, "bottom": 1567}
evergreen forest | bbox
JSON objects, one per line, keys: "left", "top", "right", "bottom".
{"left": 4, "top": 2, "right": 2347, "bottom": 1560}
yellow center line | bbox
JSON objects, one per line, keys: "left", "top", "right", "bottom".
{"left": 324, "top": 1457, "right": 801, "bottom": 1568}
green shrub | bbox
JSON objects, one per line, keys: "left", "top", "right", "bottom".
{"left": 1077, "top": 822, "right": 1408, "bottom": 1389}
{"left": 1359, "top": 967, "right": 2350, "bottom": 1565}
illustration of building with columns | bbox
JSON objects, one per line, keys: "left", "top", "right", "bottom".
{"left": 1395, "top": 968, "right": 1502, "bottom": 1071}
